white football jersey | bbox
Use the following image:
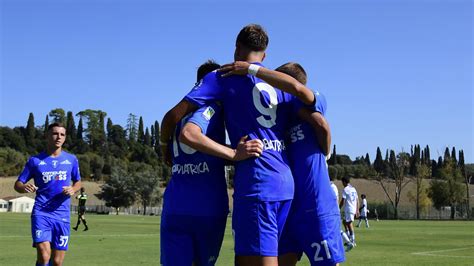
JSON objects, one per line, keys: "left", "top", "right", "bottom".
{"left": 330, "top": 182, "right": 339, "bottom": 204}
{"left": 361, "top": 198, "right": 368, "bottom": 216}
{"left": 342, "top": 184, "right": 358, "bottom": 214}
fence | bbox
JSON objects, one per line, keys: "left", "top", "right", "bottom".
{"left": 71, "top": 205, "right": 163, "bottom": 216}
{"left": 369, "top": 202, "right": 474, "bottom": 220}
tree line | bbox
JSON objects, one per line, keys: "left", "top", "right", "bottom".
{"left": 1, "top": 110, "right": 472, "bottom": 217}
{"left": 328, "top": 144, "right": 473, "bottom": 220}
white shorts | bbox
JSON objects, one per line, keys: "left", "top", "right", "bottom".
{"left": 344, "top": 212, "right": 355, "bottom": 222}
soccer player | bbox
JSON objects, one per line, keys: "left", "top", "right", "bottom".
{"left": 161, "top": 24, "right": 300, "bottom": 265}
{"left": 330, "top": 175, "right": 354, "bottom": 252}
{"left": 73, "top": 187, "right": 88, "bottom": 231}
{"left": 160, "top": 60, "right": 263, "bottom": 266}
{"left": 220, "top": 61, "right": 345, "bottom": 265}
{"left": 340, "top": 176, "right": 359, "bottom": 246}
{"left": 357, "top": 194, "right": 370, "bottom": 228}
{"left": 14, "top": 123, "right": 82, "bottom": 266}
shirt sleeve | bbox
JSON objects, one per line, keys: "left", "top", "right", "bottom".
{"left": 17, "top": 157, "right": 33, "bottom": 183}
{"left": 184, "top": 71, "right": 223, "bottom": 108}
{"left": 342, "top": 189, "right": 347, "bottom": 199}
{"left": 71, "top": 156, "right": 81, "bottom": 182}
{"left": 187, "top": 103, "right": 221, "bottom": 135}
{"left": 292, "top": 90, "right": 327, "bottom": 116}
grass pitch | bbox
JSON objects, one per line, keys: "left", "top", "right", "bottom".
{"left": 0, "top": 213, "right": 473, "bottom": 265}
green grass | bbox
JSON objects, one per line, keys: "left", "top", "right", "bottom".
{"left": 0, "top": 213, "right": 473, "bottom": 265}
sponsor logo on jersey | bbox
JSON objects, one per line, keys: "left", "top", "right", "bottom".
{"left": 52, "top": 160, "right": 58, "bottom": 168}
{"left": 202, "top": 106, "right": 215, "bottom": 121}
{"left": 39, "top": 161, "right": 47, "bottom": 166}
{"left": 261, "top": 138, "right": 286, "bottom": 152}
{"left": 60, "top": 160, "right": 71, "bottom": 165}
{"left": 42, "top": 171, "right": 67, "bottom": 183}
{"left": 172, "top": 162, "right": 210, "bottom": 175}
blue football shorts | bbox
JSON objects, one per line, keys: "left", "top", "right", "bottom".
{"left": 279, "top": 211, "right": 345, "bottom": 266}
{"left": 31, "top": 215, "right": 70, "bottom": 251}
{"left": 160, "top": 214, "right": 227, "bottom": 266}
{"left": 232, "top": 199, "right": 292, "bottom": 256}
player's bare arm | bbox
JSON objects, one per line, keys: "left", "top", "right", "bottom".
{"left": 219, "top": 61, "right": 315, "bottom": 105}
{"left": 14, "top": 180, "right": 38, "bottom": 193}
{"left": 180, "top": 122, "right": 263, "bottom": 161}
{"left": 297, "top": 108, "right": 332, "bottom": 156}
{"left": 160, "top": 99, "right": 198, "bottom": 165}
{"left": 62, "top": 180, "right": 82, "bottom": 196}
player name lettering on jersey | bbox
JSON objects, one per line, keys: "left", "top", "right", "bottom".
{"left": 42, "top": 171, "right": 68, "bottom": 183}
{"left": 172, "top": 162, "right": 210, "bottom": 175}
{"left": 261, "top": 138, "right": 286, "bottom": 152}
{"left": 289, "top": 124, "right": 305, "bottom": 143}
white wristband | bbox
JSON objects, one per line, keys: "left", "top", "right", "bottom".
{"left": 248, "top": 64, "right": 261, "bottom": 76}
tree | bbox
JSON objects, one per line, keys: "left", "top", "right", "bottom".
{"left": 329, "top": 144, "right": 337, "bottom": 165}
{"left": 377, "top": 150, "right": 411, "bottom": 219}
{"left": 364, "top": 153, "right": 371, "bottom": 166}
{"left": 424, "top": 145, "right": 431, "bottom": 165}
{"left": 443, "top": 147, "right": 451, "bottom": 165}
{"left": 49, "top": 108, "right": 66, "bottom": 124}
{"left": 44, "top": 115, "right": 49, "bottom": 134}
{"left": 154, "top": 121, "right": 161, "bottom": 158}
{"left": 0, "top": 147, "right": 27, "bottom": 176}
{"left": 413, "top": 164, "right": 431, "bottom": 219}
{"left": 65, "top": 111, "right": 76, "bottom": 149}
{"left": 106, "top": 118, "right": 113, "bottom": 141}
{"left": 126, "top": 113, "right": 138, "bottom": 142}
{"left": 451, "top": 147, "right": 457, "bottom": 165}
{"left": 133, "top": 171, "right": 160, "bottom": 215}
{"left": 96, "top": 167, "right": 136, "bottom": 215}
{"left": 374, "top": 147, "right": 384, "bottom": 173}
{"left": 77, "top": 109, "right": 107, "bottom": 152}
{"left": 74, "top": 117, "right": 88, "bottom": 154}
{"left": 459, "top": 150, "right": 470, "bottom": 220}
{"left": 428, "top": 160, "right": 464, "bottom": 219}
{"left": 138, "top": 116, "right": 145, "bottom": 144}
{"left": 25, "top": 113, "right": 35, "bottom": 145}
{"left": 144, "top": 127, "right": 151, "bottom": 147}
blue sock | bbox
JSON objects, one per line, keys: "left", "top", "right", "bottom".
{"left": 36, "top": 262, "right": 49, "bottom": 266}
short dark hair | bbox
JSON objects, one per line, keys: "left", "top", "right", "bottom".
{"left": 342, "top": 176, "right": 351, "bottom": 184}
{"left": 275, "top": 62, "right": 307, "bottom": 85}
{"left": 197, "top": 60, "right": 220, "bottom": 82}
{"left": 48, "top": 122, "right": 66, "bottom": 132}
{"left": 236, "top": 24, "right": 269, "bottom": 52}
{"left": 361, "top": 194, "right": 366, "bottom": 199}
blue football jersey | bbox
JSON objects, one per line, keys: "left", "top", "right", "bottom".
{"left": 288, "top": 92, "right": 340, "bottom": 217}
{"left": 163, "top": 103, "right": 229, "bottom": 216}
{"left": 17, "top": 151, "right": 81, "bottom": 221}
{"left": 184, "top": 65, "right": 295, "bottom": 201}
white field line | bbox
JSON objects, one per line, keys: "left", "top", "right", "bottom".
{"left": 0, "top": 233, "right": 159, "bottom": 238}
{"left": 412, "top": 246, "right": 474, "bottom": 259}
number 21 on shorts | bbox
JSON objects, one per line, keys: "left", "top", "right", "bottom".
{"left": 311, "top": 240, "right": 331, "bottom": 262}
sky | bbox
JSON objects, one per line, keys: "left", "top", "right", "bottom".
{"left": 1, "top": 0, "right": 473, "bottom": 162}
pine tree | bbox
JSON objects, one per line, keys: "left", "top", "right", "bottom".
{"left": 26, "top": 113, "right": 35, "bottom": 145}
{"left": 154, "top": 121, "right": 161, "bottom": 158}
{"left": 77, "top": 117, "right": 84, "bottom": 140}
{"left": 44, "top": 115, "right": 49, "bottom": 134}
{"left": 329, "top": 144, "right": 337, "bottom": 165}
{"left": 65, "top": 111, "right": 76, "bottom": 148}
{"left": 151, "top": 124, "right": 155, "bottom": 147}
{"left": 126, "top": 113, "right": 138, "bottom": 142}
{"left": 138, "top": 116, "right": 145, "bottom": 144}
{"left": 374, "top": 147, "right": 384, "bottom": 173}
{"left": 49, "top": 108, "right": 66, "bottom": 124}
{"left": 144, "top": 127, "right": 151, "bottom": 146}
{"left": 444, "top": 147, "right": 451, "bottom": 164}
{"left": 451, "top": 147, "right": 457, "bottom": 164}
{"left": 424, "top": 145, "right": 431, "bottom": 165}
{"left": 106, "top": 118, "right": 113, "bottom": 141}
{"left": 364, "top": 153, "right": 371, "bottom": 166}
